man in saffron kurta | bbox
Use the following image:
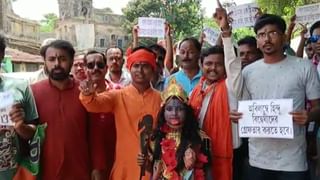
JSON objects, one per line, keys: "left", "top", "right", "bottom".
{"left": 80, "top": 47, "right": 162, "bottom": 180}
{"left": 189, "top": 8, "right": 242, "bottom": 180}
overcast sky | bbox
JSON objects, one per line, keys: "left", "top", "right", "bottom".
{"left": 12, "top": 0, "right": 253, "bottom": 21}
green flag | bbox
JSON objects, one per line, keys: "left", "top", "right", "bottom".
{"left": 13, "top": 124, "right": 47, "bottom": 180}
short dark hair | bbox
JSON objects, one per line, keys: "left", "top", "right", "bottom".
{"left": 84, "top": 50, "right": 107, "bottom": 64}
{"left": 254, "top": 14, "right": 286, "bottom": 34}
{"left": 237, "top": 36, "right": 257, "bottom": 47}
{"left": 149, "top": 44, "right": 166, "bottom": 62}
{"left": 310, "top": 21, "right": 320, "bottom": 36}
{"left": 200, "top": 45, "right": 224, "bottom": 64}
{"left": 0, "top": 34, "right": 6, "bottom": 53}
{"left": 105, "top": 46, "right": 124, "bottom": 57}
{"left": 40, "top": 40, "right": 75, "bottom": 60}
{"left": 178, "top": 37, "right": 201, "bottom": 52}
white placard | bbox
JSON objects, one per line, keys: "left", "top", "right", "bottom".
{"left": 228, "top": 3, "right": 259, "bottom": 29}
{"left": 238, "top": 99, "right": 294, "bottom": 139}
{"left": 138, "top": 17, "right": 165, "bottom": 38}
{"left": 0, "top": 91, "right": 14, "bottom": 126}
{"left": 296, "top": 3, "right": 320, "bottom": 24}
{"left": 203, "top": 27, "right": 220, "bottom": 46}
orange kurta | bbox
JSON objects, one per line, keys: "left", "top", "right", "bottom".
{"left": 80, "top": 85, "right": 162, "bottom": 180}
{"left": 189, "top": 78, "right": 233, "bottom": 180}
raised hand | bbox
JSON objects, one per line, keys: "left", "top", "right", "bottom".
{"left": 290, "top": 15, "right": 297, "bottom": 25}
{"left": 254, "top": 7, "right": 263, "bottom": 19}
{"left": 213, "top": 6, "right": 230, "bottom": 31}
{"left": 132, "top": 25, "right": 139, "bottom": 38}
{"left": 79, "top": 74, "right": 97, "bottom": 96}
{"left": 299, "top": 23, "right": 308, "bottom": 38}
{"left": 165, "top": 22, "right": 171, "bottom": 37}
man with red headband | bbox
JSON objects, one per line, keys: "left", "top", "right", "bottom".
{"left": 79, "top": 46, "right": 162, "bottom": 180}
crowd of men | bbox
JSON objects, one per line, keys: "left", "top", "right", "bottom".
{"left": 0, "top": 4, "right": 320, "bottom": 180}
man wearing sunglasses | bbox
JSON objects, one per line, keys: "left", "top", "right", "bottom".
{"left": 83, "top": 50, "right": 116, "bottom": 180}
{"left": 310, "top": 21, "right": 320, "bottom": 77}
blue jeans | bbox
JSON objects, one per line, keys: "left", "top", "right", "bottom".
{"left": 248, "top": 165, "right": 309, "bottom": 180}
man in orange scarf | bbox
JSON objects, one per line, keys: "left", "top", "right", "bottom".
{"left": 189, "top": 7, "right": 242, "bottom": 180}
{"left": 79, "top": 47, "right": 162, "bottom": 180}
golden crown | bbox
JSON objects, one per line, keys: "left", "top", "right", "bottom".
{"left": 161, "top": 77, "right": 188, "bottom": 103}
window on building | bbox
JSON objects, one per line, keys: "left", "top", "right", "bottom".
{"left": 124, "top": 36, "right": 128, "bottom": 41}
{"left": 100, "top": 38, "right": 105, "bottom": 47}
{"left": 26, "top": 63, "right": 39, "bottom": 72}
{"left": 74, "top": 4, "right": 79, "bottom": 17}
{"left": 13, "top": 63, "right": 22, "bottom": 72}
{"left": 117, "top": 39, "right": 123, "bottom": 49}
{"left": 104, "top": 15, "right": 108, "bottom": 22}
{"left": 111, "top": 34, "right": 116, "bottom": 41}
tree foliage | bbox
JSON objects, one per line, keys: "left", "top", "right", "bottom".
{"left": 122, "top": 0, "right": 204, "bottom": 41}
{"left": 40, "top": 13, "right": 58, "bottom": 32}
{"left": 257, "top": 0, "right": 318, "bottom": 19}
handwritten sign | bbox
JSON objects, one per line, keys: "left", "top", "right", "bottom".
{"left": 296, "top": 3, "right": 320, "bottom": 24}
{"left": 0, "top": 91, "right": 14, "bottom": 126}
{"left": 203, "top": 27, "right": 220, "bottom": 46}
{"left": 138, "top": 17, "right": 165, "bottom": 38}
{"left": 238, "top": 99, "right": 294, "bottom": 139}
{"left": 228, "top": 3, "right": 259, "bottom": 29}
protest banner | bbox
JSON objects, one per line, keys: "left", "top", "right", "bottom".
{"left": 238, "top": 99, "right": 294, "bottom": 139}
{"left": 138, "top": 17, "right": 165, "bottom": 38}
{"left": 0, "top": 91, "right": 14, "bottom": 126}
{"left": 296, "top": 3, "right": 320, "bottom": 24}
{"left": 203, "top": 27, "right": 220, "bottom": 46}
{"left": 228, "top": 3, "right": 259, "bottom": 29}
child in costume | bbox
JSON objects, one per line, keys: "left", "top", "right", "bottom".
{"left": 138, "top": 78, "right": 211, "bottom": 180}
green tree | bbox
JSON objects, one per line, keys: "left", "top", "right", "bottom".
{"left": 256, "top": 0, "right": 317, "bottom": 18}
{"left": 122, "top": 0, "right": 204, "bottom": 42}
{"left": 40, "top": 13, "right": 58, "bottom": 32}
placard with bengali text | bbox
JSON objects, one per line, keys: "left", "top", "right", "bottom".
{"left": 238, "top": 99, "right": 294, "bottom": 139}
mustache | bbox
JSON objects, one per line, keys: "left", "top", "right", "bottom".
{"left": 181, "top": 58, "right": 192, "bottom": 61}
{"left": 91, "top": 69, "right": 102, "bottom": 74}
{"left": 52, "top": 67, "right": 65, "bottom": 72}
{"left": 263, "top": 43, "right": 273, "bottom": 47}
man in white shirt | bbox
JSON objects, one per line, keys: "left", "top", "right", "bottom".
{"left": 231, "top": 14, "right": 320, "bottom": 180}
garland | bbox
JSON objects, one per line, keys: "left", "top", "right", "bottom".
{"left": 159, "top": 124, "right": 208, "bottom": 180}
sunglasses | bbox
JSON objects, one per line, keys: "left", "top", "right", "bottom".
{"left": 309, "top": 35, "right": 320, "bottom": 43}
{"left": 86, "top": 62, "right": 105, "bottom": 69}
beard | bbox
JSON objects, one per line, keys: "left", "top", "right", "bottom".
{"left": 47, "top": 67, "right": 70, "bottom": 81}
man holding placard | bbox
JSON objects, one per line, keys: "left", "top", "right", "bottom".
{"left": 231, "top": 14, "right": 320, "bottom": 180}
{"left": 0, "top": 34, "right": 38, "bottom": 179}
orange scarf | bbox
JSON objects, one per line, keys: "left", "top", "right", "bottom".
{"left": 189, "top": 77, "right": 233, "bottom": 180}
